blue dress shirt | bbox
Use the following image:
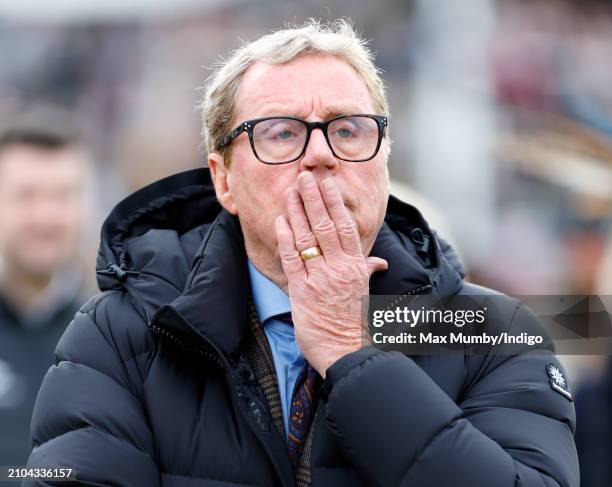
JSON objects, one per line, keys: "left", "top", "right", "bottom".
{"left": 248, "top": 260, "right": 305, "bottom": 437}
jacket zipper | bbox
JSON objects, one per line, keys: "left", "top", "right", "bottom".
{"left": 99, "top": 260, "right": 224, "bottom": 369}
{"left": 149, "top": 312, "right": 294, "bottom": 486}
{"left": 381, "top": 283, "right": 433, "bottom": 310}
{"left": 146, "top": 320, "right": 225, "bottom": 368}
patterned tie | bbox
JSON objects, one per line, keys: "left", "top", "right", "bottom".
{"left": 288, "top": 362, "right": 321, "bottom": 470}
{"left": 276, "top": 313, "right": 322, "bottom": 470}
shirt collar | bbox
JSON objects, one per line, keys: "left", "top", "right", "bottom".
{"left": 248, "top": 260, "right": 291, "bottom": 323}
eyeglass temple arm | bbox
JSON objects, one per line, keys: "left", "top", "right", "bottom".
{"left": 219, "top": 122, "right": 250, "bottom": 149}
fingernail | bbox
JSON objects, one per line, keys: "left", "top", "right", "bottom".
{"left": 299, "top": 171, "right": 315, "bottom": 187}
{"left": 322, "top": 178, "right": 334, "bottom": 192}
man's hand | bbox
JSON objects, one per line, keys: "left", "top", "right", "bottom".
{"left": 275, "top": 171, "right": 388, "bottom": 378}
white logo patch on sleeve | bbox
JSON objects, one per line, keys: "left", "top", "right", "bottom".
{"left": 546, "top": 363, "right": 573, "bottom": 401}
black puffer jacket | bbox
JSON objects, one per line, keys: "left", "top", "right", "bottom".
{"left": 26, "top": 168, "right": 579, "bottom": 486}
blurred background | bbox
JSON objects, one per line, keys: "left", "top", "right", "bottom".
{"left": 0, "top": 0, "right": 610, "bottom": 484}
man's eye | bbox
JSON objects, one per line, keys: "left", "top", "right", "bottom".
{"left": 274, "top": 129, "right": 295, "bottom": 140}
{"left": 336, "top": 127, "right": 354, "bottom": 138}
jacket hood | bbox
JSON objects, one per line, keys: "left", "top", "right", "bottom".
{"left": 96, "top": 168, "right": 465, "bottom": 359}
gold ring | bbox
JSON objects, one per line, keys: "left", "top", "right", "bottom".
{"left": 300, "top": 246, "right": 322, "bottom": 262}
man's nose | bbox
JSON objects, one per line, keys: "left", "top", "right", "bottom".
{"left": 299, "top": 127, "right": 339, "bottom": 173}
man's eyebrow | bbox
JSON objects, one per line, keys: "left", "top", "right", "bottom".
{"left": 256, "top": 104, "right": 367, "bottom": 120}
{"left": 320, "top": 105, "right": 364, "bottom": 118}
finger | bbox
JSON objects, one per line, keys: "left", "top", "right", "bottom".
{"left": 284, "top": 188, "right": 325, "bottom": 272}
{"left": 296, "top": 172, "right": 342, "bottom": 258}
{"left": 366, "top": 256, "right": 388, "bottom": 277}
{"left": 285, "top": 187, "right": 318, "bottom": 252}
{"left": 275, "top": 215, "right": 306, "bottom": 282}
{"left": 319, "top": 177, "right": 362, "bottom": 256}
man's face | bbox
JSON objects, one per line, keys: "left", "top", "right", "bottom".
{"left": 211, "top": 54, "right": 390, "bottom": 267}
{"left": 0, "top": 144, "right": 87, "bottom": 278}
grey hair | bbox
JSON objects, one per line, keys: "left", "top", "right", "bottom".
{"left": 198, "top": 18, "right": 389, "bottom": 165}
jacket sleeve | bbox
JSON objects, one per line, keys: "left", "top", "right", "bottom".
{"left": 322, "top": 303, "right": 579, "bottom": 487}
{"left": 24, "top": 292, "right": 160, "bottom": 487}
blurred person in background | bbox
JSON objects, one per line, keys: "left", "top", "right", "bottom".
{"left": 575, "top": 356, "right": 612, "bottom": 487}
{"left": 574, "top": 199, "right": 612, "bottom": 487}
{"left": 0, "top": 109, "right": 93, "bottom": 470}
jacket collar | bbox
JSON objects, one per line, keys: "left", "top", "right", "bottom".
{"left": 97, "top": 168, "right": 464, "bottom": 362}
{"left": 155, "top": 207, "right": 462, "bottom": 362}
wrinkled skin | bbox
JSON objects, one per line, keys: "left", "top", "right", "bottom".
{"left": 209, "top": 54, "right": 390, "bottom": 376}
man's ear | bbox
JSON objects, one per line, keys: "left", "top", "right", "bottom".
{"left": 208, "top": 152, "right": 238, "bottom": 215}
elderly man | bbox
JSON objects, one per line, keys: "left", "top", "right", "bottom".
{"left": 26, "top": 21, "right": 578, "bottom": 487}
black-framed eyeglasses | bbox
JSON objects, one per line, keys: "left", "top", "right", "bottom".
{"left": 217, "top": 114, "right": 388, "bottom": 164}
